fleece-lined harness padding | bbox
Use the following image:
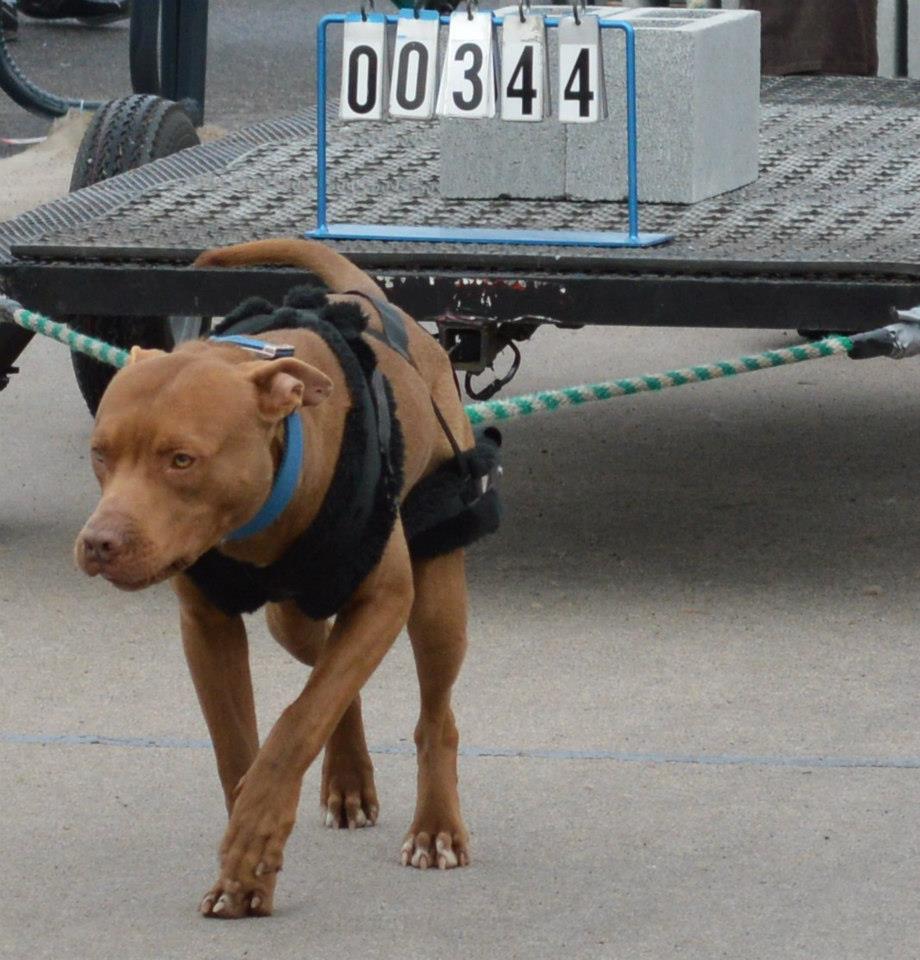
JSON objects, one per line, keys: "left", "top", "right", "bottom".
{"left": 185, "top": 287, "right": 501, "bottom": 620}
{"left": 401, "top": 429, "right": 502, "bottom": 560}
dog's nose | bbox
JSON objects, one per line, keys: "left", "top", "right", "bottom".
{"left": 81, "top": 527, "right": 125, "bottom": 566}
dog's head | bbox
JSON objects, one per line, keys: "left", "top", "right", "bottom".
{"left": 74, "top": 343, "right": 332, "bottom": 590}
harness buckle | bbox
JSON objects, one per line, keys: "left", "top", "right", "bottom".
{"left": 210, "top": 334, "right": 296, "bottom": 359}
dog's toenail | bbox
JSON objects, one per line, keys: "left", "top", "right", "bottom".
{"left": 213, "top": 894, "right": 232, "bottom": 914}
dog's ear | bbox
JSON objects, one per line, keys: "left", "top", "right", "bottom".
{"left": 129, "top": 346, "right": 168, "bottom": 365}
{"left": 240, "top": 357, "right": 333, "bottom": 420}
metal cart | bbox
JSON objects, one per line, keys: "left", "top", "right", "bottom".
{"left": 2, "top": 75, "right": 920, "bottom": 407}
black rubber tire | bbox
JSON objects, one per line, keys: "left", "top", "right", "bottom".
{"left": 66, "top": 95, "right": 204, "bottom": 415}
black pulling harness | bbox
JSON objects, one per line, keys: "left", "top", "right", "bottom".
{"left": 185, "top": 287, "right": 502, "bottom": 621}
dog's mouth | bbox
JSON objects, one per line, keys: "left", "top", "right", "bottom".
{"left": 100, "top": 557, "right": 192, "bottom": 591}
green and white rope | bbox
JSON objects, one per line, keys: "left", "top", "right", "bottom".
{"left": 0, "top": 298, "right": 854, "bottom": 423}
{"left": 464, "top": 336, "right": 854, "bottom": 424}
{"left": 1, "top": 300, "right": 131, "bottom": 370}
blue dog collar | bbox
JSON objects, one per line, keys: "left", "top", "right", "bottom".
{"left": 211, "top": 334, "right": 304, "bottom": 543}
{"left": 224, "top": 410, "right": 303, "bottom": 542}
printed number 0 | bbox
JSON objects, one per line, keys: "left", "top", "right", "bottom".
{"left": 347, "top": 44, "right": 378, "bottom": 114}
{"left": 506, "top": 45, "right": 537, "bottom": 116}
{"left": 563, "top": 48, "right": 594, "bottom": 118}
{"left": 395, "top": 40, "right": 429, "bottom": 111}
{"left": 453, "top": 42, "right": 484, "bottom": 110}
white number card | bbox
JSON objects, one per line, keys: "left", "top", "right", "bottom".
{"left": 340, "top": 14, "right": 388, "bottom": 121}
{"left": 389, "top": 9, "right": 440, "bottom": 119}
{"left": 500, "top": 13, "right": 550, "bottom": 121}
{"left": 557, "top": 14, "right": 607, "bottom": 123}
{"left": 436, "top": 10, "right": 498, "bottom": 119}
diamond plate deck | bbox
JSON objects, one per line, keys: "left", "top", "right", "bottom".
{"left": 3, "top": 77, "right": 920, "bottom": 279}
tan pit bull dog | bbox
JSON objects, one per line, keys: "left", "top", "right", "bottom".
{"left": 74, "top": 238, "right": 501, "bottom": 918}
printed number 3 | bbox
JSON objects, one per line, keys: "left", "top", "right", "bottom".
{"left": 453, "top": 42, "right": 484, "bottom": 110}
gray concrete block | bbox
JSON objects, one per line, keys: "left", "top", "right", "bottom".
{"left": 437, "top": 3, "right": 584, "bottom": 199}
{"left": 438, "top": 4, "right": 760, "bottom": 204}
{"left": 566, "top": 6, "right": 760, "bottom": 203}
{"left": 438, "top": 117, "right": 567, "bottom": 199}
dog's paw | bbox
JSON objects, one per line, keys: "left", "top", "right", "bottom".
{"left": 199, "top": 871, "right": 276, "bottom": 919}
{"left": 201, "top": 774, "right": 299, "bottom": 919}
{"left": 400, "top": 827, "right": 470, "bottom": 871}
{"left": 321, "top": 754, "right": 379, "bottom": 830}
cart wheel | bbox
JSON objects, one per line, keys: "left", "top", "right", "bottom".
{"left": 66, "top": 95, "right": 205, "bottom": 415}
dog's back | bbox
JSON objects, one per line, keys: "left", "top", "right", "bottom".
{"left": 193, "top": 238, "right": 474, "bottom": 468}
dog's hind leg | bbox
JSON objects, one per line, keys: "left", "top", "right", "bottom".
{"left": 266, "top": 600, "right": 379, "bottom": 829}
{"left": 402, "top": 549, "right": 470, "bottom": 870}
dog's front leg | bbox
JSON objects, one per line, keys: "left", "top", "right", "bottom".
{"left": 174, "top": 576, "right": 259, "bottom": 813}
{"left": 200, "top": 534, "right": 414, "bottom": 919}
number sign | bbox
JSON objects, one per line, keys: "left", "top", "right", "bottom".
{"left": 389, "top": 9, "right": 440, "bottom": 119}
{"left": 340, "top": 15, "right": 388, "bottom": 121}
{"left": 557, "top": 14, "right": 606, "bottom": 123}
{"left": 500, "top": 14, "right": 550, "bottom": 121}
{"left": 436, "top": 10, "right": 498, "bottom": 119}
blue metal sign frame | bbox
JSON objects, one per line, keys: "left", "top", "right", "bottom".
{"left": 307, "top": 11, "right": 672, "bottom": 249}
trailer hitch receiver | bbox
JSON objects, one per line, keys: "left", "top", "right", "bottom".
{"left": 435, "top": 313, "right": 538, "bottom": 400}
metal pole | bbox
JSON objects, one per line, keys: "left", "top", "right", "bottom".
{"left": 896, "top": 0, "right": 909, "bottom": 78}
{"left": 130, "top": 0, "right": 161, "bottom": 95}
{"left": 315, "top": 15, "right": 339, "bottom": 234}
{"left": 621, "top": 22, "right": 640, "bottom": 241}
{"left": 160, "top": 0, "right": 208, "bottom": 124}
{"left": 159, "top": 0, "right": 179, "bottom": 98}
{"left": 175, "top": 0, "right": 209, "bottom": 124}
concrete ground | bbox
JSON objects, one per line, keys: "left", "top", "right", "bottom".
{"left": 3, "top": 324, "right": 920, "bottom": 960}
{"left": 2, "top": 4, "right": 920, "bottom": 959}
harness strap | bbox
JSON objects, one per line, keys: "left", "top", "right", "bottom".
{"left": 345, "top": 290, "right": 412, "bottom": 362}
{"left": 345, "top": 289, "right": 472, "bottom": 483}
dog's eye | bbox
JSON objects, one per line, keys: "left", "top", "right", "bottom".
{"left": 171, "top": 453, "right": 195, "bottom": 470}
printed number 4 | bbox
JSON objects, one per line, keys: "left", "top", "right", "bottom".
{"left": 563, "top": 49, "right": 593, "bottom": 118}
{"left": 506, "top": 46, "right": 537, "bottom": 116}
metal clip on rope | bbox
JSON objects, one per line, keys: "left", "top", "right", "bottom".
{"left": 847, "top": 306, "right": 920, "bottom": 360}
